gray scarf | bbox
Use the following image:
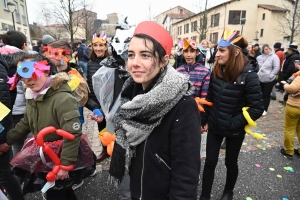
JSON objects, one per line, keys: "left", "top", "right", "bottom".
{"left": 109, "top": 65, "right": 194, "bottom": 182}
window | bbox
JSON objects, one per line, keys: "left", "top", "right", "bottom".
{"left": 177, "top": 26, "right": 182, "bottom": 35}
{"left": 260, "top": 29, "right": 264, "bottom": 37}
{"left": 2, "top": 0, "right": 8, "bottom": 9}
{"left": 228, "top": 10, "right": 246, "bottom": 24}
{"left": 191, "top": 21, "right": 197, "bottom": 32}
{"left": 13, "top": 0, "right": 18, "bottom": 12}
{"left": 17, "top": 27, "right": 21, "bottom": 31}
{"left": 184, "top": 23, "right": 189, "bottom": 34}
{"left": 262, "top": 13, "right": 265, "bottom": 20}
{"left": 1, "top": 23, "right": 8, "bottom": 31}
{"left": 211, "top": 13, "right": 220, "bottom": 27}
{"left": 210, "top": 32, "right": 219, "bottom": 44}
{"left": 20, "top": 4, "right": 25, "bottom": 15}
{"left": 180, "top": 26, "right": 182, "bottom": 35}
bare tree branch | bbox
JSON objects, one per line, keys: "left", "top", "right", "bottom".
{"left": 275, "top": 0, "right": 299, "bottom": 42}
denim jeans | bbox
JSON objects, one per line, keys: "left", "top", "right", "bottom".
{"left": 0, "top": 148, "right": 24, "bottom": 200}
{"left": 201, "top": 132, "right": 245, "bottom": 198}
{"left": 78, "top": 61, "right": 88, "bottom": 79}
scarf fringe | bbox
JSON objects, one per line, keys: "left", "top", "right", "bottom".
{"left": 107, "top": 174, "right": 121, "bottom": 188}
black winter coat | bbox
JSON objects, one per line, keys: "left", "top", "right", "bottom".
{"left": 203, "top": 63, "right": 264, "bottom": 137}
{"left": 0, "top": 54, "right": 13, "bottom": 144}
{"left": 279, "top": 52, "right": 299, "bottom": 81}
{"left": 129, "top": 89, "right": 201, "bottom": 199}
{"left": 85, "top": 58, "right": 106, "bottom": 111}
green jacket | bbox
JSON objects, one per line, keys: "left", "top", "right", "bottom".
{"left": 7, "top": 73, "right": 82, "bottom": 166}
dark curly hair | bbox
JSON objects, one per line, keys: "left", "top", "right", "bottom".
{"left": 0, "top": 31, "right": 27, "bottom": 50}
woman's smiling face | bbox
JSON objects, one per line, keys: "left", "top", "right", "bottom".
{"left": 127, "top": 37, "right": 162, "bottom": 90}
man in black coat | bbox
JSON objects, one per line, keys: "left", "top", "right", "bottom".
{"left": 0, "top": 54, "right": 24, "bottom": 200}
{"left": 278, "top": 43, "right": 299, "bottom": 91}
{"left": 253, "top": 43, "right": 262, "bottom": 59}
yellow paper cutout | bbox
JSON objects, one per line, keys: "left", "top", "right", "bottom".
{"left": 0, "top": 102, "right": 11, "bottom": 121}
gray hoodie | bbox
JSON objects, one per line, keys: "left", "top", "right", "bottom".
{"left": 12, "top": 80, "right": 26, "bottom": 115}
{"left": 256, "top": 53, "right": 280, "bottom": 83}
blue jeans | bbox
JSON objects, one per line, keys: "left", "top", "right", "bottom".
{"left": 78, "top": 61, "right": 88, "bottom": 79}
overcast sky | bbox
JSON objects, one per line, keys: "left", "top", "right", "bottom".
{"left": 26, "top": 0, "right": 224, "bottom": 25}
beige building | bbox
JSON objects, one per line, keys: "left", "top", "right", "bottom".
{"left": 171, "top": 0, "right": 297, "bottom": 48}
{"left": 43, "top": 24, "right": 86, "bottom": 42}
{"left": 0, "top": 0, "right": 31, "bottom": 41}
{"left": 154, "top": 5, "right": 194, "bottom": 26}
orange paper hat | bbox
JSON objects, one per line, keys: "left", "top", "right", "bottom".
{"left": 134, "top": 21, "right": 173, "bottom": 55}
{"left": 183, "top": 38, "right": 197, "bottom": 50}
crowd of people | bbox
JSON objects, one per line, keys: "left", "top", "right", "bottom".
{"left": 0, "top": 17, "right": 299, "bottom": 200}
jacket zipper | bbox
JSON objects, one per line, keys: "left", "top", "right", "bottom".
{"left": 155, "top": 153, "right": 171, "bottom": 170}
{"left": 139, "top": 139, "right": 147, "bottom": 200}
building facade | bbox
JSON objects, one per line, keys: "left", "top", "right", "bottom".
{"left": 171, "top": 0, "right": 297, "bottom": 48}
{"left": 154, "top": 5, "right": 194, "bottom": 26}
{"left": 0, "top": 0, "right": 31, "bottom": 41}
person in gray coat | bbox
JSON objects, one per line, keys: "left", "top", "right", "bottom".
{"left": 256, "top": 44, "right": 280, "bottom": 116}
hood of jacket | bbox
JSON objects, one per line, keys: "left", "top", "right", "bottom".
{"left": 25, "top": 72, "right": 71, "bottom": 100}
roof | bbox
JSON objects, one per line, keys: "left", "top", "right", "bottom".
{"left": 258, "top": 4, "right": 288, "bottom": 12}
{"left": 45, "top": 24, "right": 65, "bottom": 27}
{"left": 162, "top": 13, "right": 191, "bottom": 24}
{"left": 154, "top": 5, "right": 195, "bottom": 18}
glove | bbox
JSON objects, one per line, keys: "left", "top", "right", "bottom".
{"left": 93, "top": 109, "right": 103, "bottom": 117}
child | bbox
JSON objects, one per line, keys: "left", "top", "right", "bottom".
{"left": 4, "top": 55, "right": 94, "bottom": 200}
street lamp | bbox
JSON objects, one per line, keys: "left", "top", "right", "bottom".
{"left": 240, "top": 18, "right": 246, "bottom": 35}
{"left": 7, "top": 2, "right": 16, "bottom": 30}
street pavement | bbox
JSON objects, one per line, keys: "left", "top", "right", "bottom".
{"left": 24, "top": 91, "right": 300, "bottom": 200}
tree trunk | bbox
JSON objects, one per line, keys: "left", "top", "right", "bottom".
{"left": 290, "top": 0, "right": 299, "bottom": 43}
{"left": 68, "top": 0, "right": 74, "bottom": 43}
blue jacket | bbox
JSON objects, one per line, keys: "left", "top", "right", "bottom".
{"left": 77, "top": 45, "right": 89, "bottom": 62}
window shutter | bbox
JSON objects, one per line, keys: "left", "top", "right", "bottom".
{"left": 241, "top": 11, "right": 246, "bottom": 24}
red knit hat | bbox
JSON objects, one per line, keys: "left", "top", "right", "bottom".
{"left": 133, "top": 21, "right": 173, "bottom": 55}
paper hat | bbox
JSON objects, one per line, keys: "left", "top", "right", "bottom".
{"left": 183, "top": 38, "right": 197, "bottom": 50}
{"left": 218, "top": 29, "right": 243, "bottom": 48}
{"left": 92, "top": 32, "right": 107, "bottom": 44}
{"left": 17, "top": 60, "right": 50, "bottom": 79}
{"left": 197, "top": 45, "right": 205, "bottom": 54}
{"left": 134, "top": 21, "right": 173, "bottom": 55}
{"left": 178, "top": 40, "right": 184, "bottom": 49}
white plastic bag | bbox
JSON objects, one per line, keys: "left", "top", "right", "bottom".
{"left": 92, "top": 66, "right": 121, "bottom": 133}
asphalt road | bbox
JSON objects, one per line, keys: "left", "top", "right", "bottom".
{"left": 24, "top": 147, "right": 300, "bottom": 200}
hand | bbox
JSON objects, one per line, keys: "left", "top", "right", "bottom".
{"left": 201, "top": 124, "right": 208, "bottom": 133}
{"left": 281, "top": 81, "right": 287, "bottom": 85}
{"left": 294, "top": 62, "right": 300, "bottom": 69}
{"left": 90, "top": 114, "right": 104, "bottom": 123}
{"left": 0, "top": 143, "right": 10, "bottom": 153}
{"left": 91, "top": 109, "right": 104, "bottom": 123}
{"left": 56, "top": 169, "right": 69, "bottom": 180}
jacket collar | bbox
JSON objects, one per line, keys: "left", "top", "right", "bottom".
{"left": 25, "top": 72, "right": 70, "bottom": 100}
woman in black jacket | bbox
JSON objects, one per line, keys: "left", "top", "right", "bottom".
{"left": 109, "top": 21, "right": 201, "bottom": 200}
{"left": 200, "top": 30, "right": 264, "bottom": 200}
{"left": 85, "top": 33, "right": 110, "bottom": 162}
{"left": 0, "top": 54, "right": 24, "bottom": 200}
